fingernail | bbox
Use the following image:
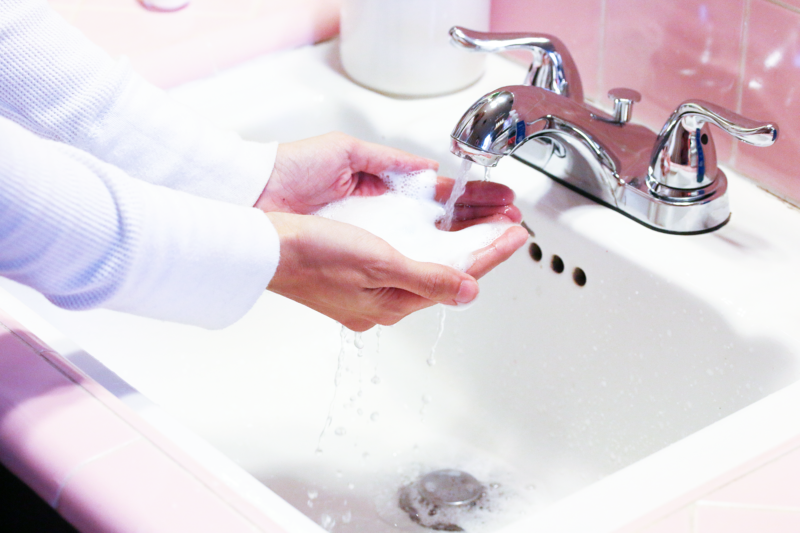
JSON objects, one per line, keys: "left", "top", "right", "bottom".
{"left": 455, "top": 280, "right": 479, "bottom": 304}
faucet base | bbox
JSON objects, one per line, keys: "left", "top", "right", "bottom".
{"left": 511, "top": 154, "right": 732, "bottom": 236}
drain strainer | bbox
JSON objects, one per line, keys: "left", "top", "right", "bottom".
{"left": 398, "top": 470, "right": 486, "bottom": 531}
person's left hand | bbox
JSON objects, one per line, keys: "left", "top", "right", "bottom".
{"left": 254, "top": 132, "right": 522, "bottom": 228}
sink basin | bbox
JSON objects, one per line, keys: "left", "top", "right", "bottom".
{"left": 3, "top": 41, "right": 800, "bottom": 533}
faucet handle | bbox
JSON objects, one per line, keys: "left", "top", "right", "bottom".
{"left": 649, "top": 100, "right": 778, "bottom": 190}
{"left": 607, "top": 88, "right": 641, "bottom": 124}
{"left": 449, "top": 26, "right": 583, "bottom": 102}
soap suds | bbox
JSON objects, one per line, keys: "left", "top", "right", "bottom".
{"left": 314, "top": 169, "right": 512, "bottom": 272}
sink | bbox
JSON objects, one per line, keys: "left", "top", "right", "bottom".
{"left": 3, "top": 41, "right": 800, "bottom": 532}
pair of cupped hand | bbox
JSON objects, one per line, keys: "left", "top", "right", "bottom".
{"left": 255, "top": 132, "right": 529, "bottom": 332}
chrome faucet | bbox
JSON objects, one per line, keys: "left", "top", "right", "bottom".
{"left": 448, "top": 27, "right": 778, "bottom": 235}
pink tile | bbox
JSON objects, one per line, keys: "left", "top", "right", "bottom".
{"left": 78, "top": 0, "right": 256, "bottom": 14}
{"left": 130, "top": 0, "right": 340, "bottom": 87}
{"left": 56, "top": 439, "right": 266, "bottom": 533}
{"left": 491, "top": 0, "right": 603, "bottom": 102}
{"left": 638, "top": 505, "right": 694, "bottom": 533}
{"left": 702, "top": 444, "right": 800, "bottom": 509}
{"left": 695, "top": 503, "right": 800, "bottom": 533}
{"left": 48, "top": 3, "right": 80, "bottom": 23}
{"left": 0, "top": 331, "right": 139, "bottom": 505}
{"left": 603, "top": 0, "right": 746, "bottom": 163}
{"left": 737, "top": 0, "right": 800, "bottom": 205}
{"left": 70, "top": 5, "right": 236, "bottom": 57}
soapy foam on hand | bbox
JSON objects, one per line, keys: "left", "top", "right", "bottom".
{"left": 314, "top": 169, "right": 513, "bottom": 272}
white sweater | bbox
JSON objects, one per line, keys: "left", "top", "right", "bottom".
{"left": 0, "top": 0, "right": 281, "bottom": 328}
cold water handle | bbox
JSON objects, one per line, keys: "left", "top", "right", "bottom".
{"left": 449, "top": 26, "right": 584, "bottom": 103}
{"left": 648, "top": 100, "right": 778, "bottom": 193}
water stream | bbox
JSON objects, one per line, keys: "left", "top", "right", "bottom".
{"left": 441, "top": 159, "right": 473, "bottom": 231}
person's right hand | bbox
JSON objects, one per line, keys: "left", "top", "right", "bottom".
{"left": 265, "top": 212, "right": 527, "bottom": 332}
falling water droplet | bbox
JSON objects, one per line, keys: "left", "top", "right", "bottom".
{"left": 427, "top": 306, "right": 447, "bottom": 367}
{"left": 320, "top": 514, "right": 335, "bottom": 531}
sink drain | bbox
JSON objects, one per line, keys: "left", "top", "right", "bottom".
{"left": 398, "top": 470, "right": 486, "bottom": 531}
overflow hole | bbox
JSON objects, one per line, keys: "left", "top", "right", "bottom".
{"left": 573, "top": 267, "right": 587, "bottom": 287}
{"left": 701, "top": 133, "right": 709, "bottom": 145}
{"left": 528, "top": 242, "right": 542, "bottom": 262}
{"left": 550, "top": 255, "right": 564, "bottom": 274}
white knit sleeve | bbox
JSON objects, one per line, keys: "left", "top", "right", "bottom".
{"left": 0, "top": 0, "right": 275, "bottom": 207}
{"left": 0, "top": 116, "right": 279, "bottom": 329}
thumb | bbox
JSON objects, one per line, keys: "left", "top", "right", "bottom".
{"left": 391, "top": 259, "right": 479, "bottom": 305}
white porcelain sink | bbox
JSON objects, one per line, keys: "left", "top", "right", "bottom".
{"left": 3, "top": 41, "right": 800, "bottom": 533}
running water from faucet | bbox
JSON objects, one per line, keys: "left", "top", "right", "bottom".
{"left": 441, "top": 159, "right": 473, "bottom": 231}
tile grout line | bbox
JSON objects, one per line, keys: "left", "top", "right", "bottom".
{"left": 596, "top": 0, "right": 608, "bottom": 97}
{"left": 731, "top": 0, "right": 752, "bottom": 167}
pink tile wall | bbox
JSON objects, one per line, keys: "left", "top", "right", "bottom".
{"left": 490, "top": 0, "right": 604, "bottom": 104}
{"left": 491, "top": 0, "right": 800, "bottom": 207}
{"left": 49, "top": 0, "right": 341, "bottom": 88}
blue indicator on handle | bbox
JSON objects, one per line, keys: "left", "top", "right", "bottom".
{"left": 516, "top": 120, "right": 526, "bottom": 146}
{"left": 695, "top": 129, "right": 705, "bottom": 183}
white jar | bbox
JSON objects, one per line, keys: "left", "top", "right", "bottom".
{"left": 340, "top": 0, "right": 490, "bottom": 97}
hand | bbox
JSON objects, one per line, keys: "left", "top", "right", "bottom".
{"left": 264, "top": 212, "right": 481, "bottom": 331}
{"left": 259, "top": 132, "right": 529, "bottom": 331}
{"left": 255, "top": 132, "right": 522, "bottom": 228}
{"left": 265, "top": 212, "right": 527, "bottom": 331}
{"left": 255, "top": 132, "right": 430, "bottom": 214}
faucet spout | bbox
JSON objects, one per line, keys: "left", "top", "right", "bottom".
{"left": 450, "top": 89, "right": 545, "bottom": 167}
{"left": 450, "top": 85, "right": 628, "bottom": 176}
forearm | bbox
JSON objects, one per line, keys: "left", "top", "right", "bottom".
{"left": 0, "top": 117, "right": 279, "bottom": 329}
{"left": 0, "top": 0, "right": 275, "bottom": 206}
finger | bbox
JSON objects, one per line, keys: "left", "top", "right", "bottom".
{"left": 441, "top": 213, "right": 521, "bottom": 232}
{"left": 384, "top": 257, "right": 479, "bottom": 305}
{"left": 466, "top": 225, "right": 529, "bottom": 279}
{"left": 440, "top": 205, "right": 523, "bottom": 228}
{"left": 367, "top": 285, "right": 440, "bottom": 322}
{"left": 435, "top": 177, "right": 516, "bottom": 206}
{"left": 345, "top": 136, "right": 439, "bottom": 176}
